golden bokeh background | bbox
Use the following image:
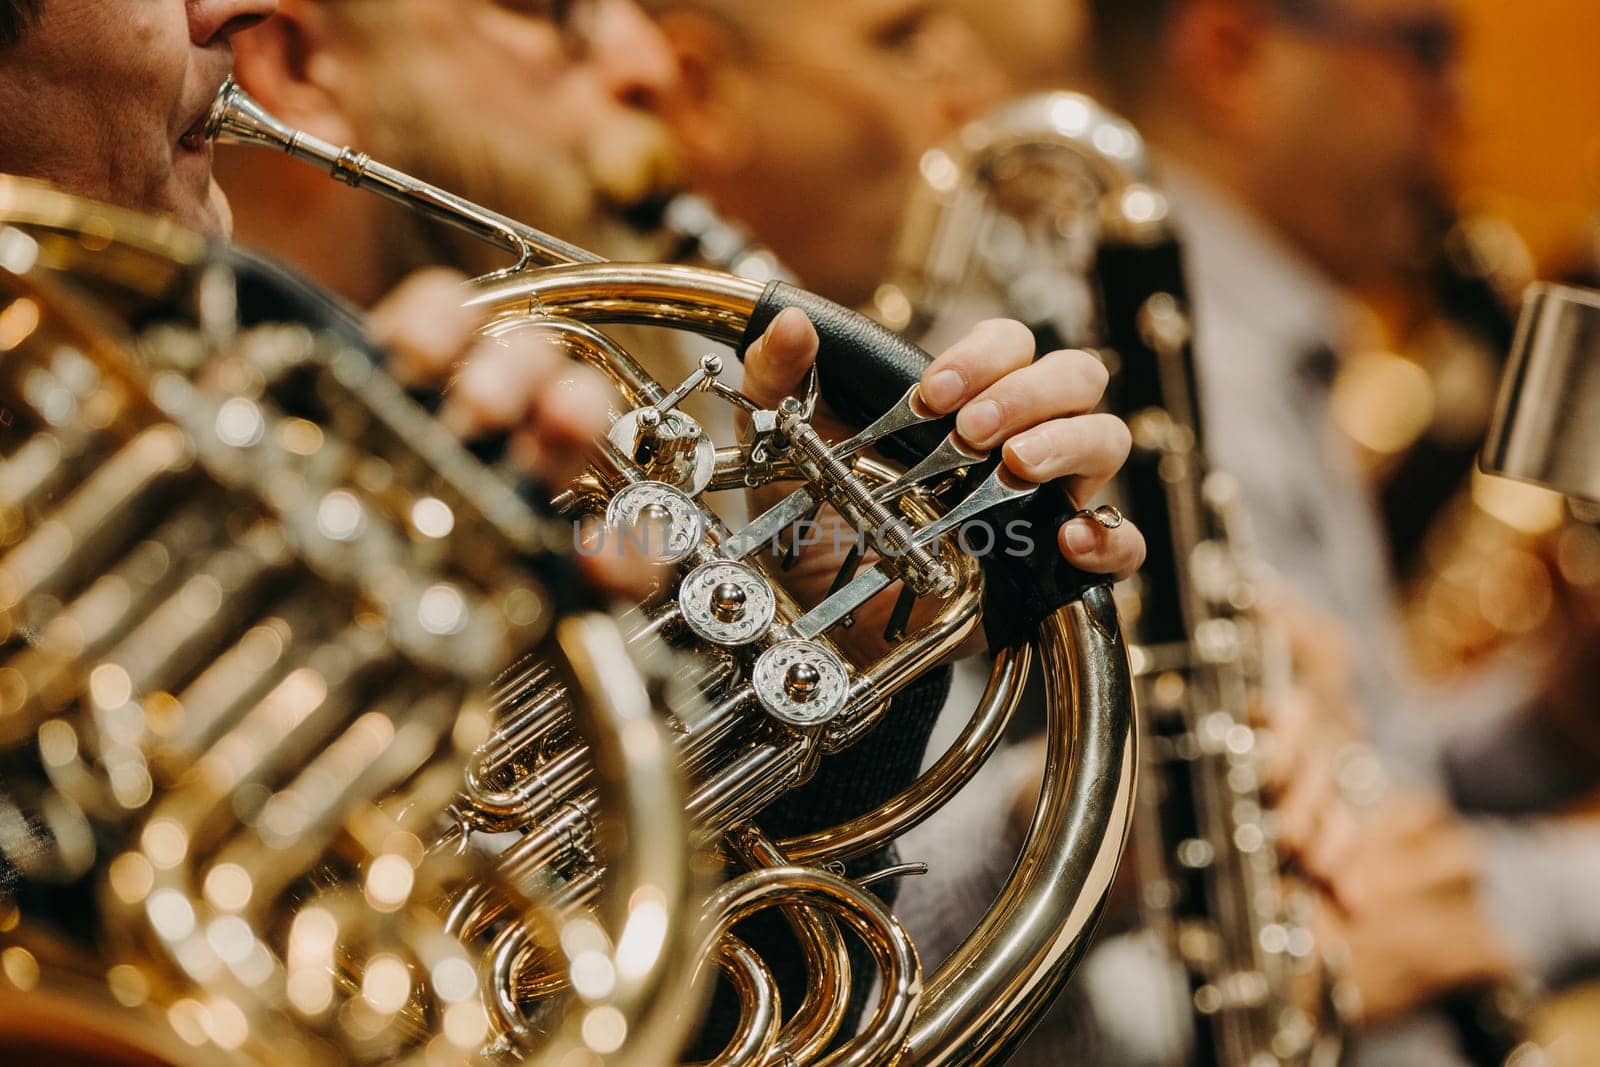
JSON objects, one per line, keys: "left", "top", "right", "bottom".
{"left": 1456, "top": 0, "right": 1600, "bottom": 271}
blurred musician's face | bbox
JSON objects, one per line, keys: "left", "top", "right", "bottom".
{"left": 303, "top": 0, "right": 684, "bottom": 268}
{"left": 652, "top": 0, "right": 1007, "bottom": 308}
{"left": 0, "top": 0, "right": 277, "bottom": 235}
{"left": 1246, "top": 0, "right": 1463, "bottom": 284}
{"left": 948, "top": 0, "right": 1087, "bottom": 90}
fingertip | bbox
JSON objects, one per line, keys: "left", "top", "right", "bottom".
{"left": 575, "top": 516, "right": 667, "bottom": 601}
{"left": 920, "top": 367, "right": 967, "bottom": 413}
{"left": 411, "top": 265, "right": 472, "bottom": 288}
{"left": 1061, "top": 518, "right": 1096, "bottom": 556}
{"left": 449, "top": 344, "right": 526, "bottom": 428}
{"left": 745, "top": 307, "right": 820, "bottom": 406}
{"left": 772, "top": 306, "right": 820, "bottom": 351}
{"left": 535, "top": 366, "right": 617, "bottom": 445}
{"left": 1057, "top": 521, "right": 1146, "bottom": 580}
{"left": 369, "top": 273, "right": 480, "bottom": 387}
{"left": 1000, "top": 434, "right": 1046, "bottom": 480}
{"left": 966, "top": 317, "right": 1036, "bottom": 359}
{"left": 369, "top": 268, "right": 472, "bottom": 329}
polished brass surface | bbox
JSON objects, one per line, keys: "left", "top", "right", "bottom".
{"left": 463, "top": 245, "right": 1138, "bottom": 1067}
{"left": 876, "top": 91, "right": 1167, "bottom": 341}
{"left": 0, "top": 181, "right": 699, "bottom": 1065}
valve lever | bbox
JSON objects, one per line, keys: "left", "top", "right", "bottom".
{"left": 857, "top": 862, "right": 930, "bottom": 888}
{"left": 793, "top": 468, "right": 1039, "bottom": 639}
{"left": 780, "top": 499, "right": 825, "bottom": 571}
{"left": 651, "top": 352, "right": 723, "bottom": 416}
{"left": 876, "top": 432, "right": 988, "bottom": 505}
{"left": 826, "top": 542, "right": 865, "bottom": 598}
{"left": 832, "top": 384, "right": 939, "bottom": 461}
{"left": 727, "top": 487, "right": 816, "bottom": 561}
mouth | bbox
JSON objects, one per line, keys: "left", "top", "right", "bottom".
{"left": 178, "top": 110, "right": 211, "bottom": 155}
{"left": 177, "top": 75, "right": 230, "bottom": 156}
{"left": 618, "top": 191, "right": 680, "bottom": 236}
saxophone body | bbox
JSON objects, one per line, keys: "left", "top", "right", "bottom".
{"left": 879, "top": 92, "right": 1342, "bottom": 1066}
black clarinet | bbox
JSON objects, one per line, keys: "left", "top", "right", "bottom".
{"left": 881, "top": 92, "right": 1344, "bottom": 1066}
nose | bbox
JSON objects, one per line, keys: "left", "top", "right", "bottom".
{"left": 189, "top": 0, "right": 278, "bottom": 46}
{"left": 588, "top": 0, "right": 681, "bottom": 107}
{"left": 929, "top": 22, "right": 1006, "bottom": 129}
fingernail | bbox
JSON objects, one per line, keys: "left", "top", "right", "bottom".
{"left": 960, "top": 400, "right": 1001, "bottom": 443}
{"left": 577, "top": 518, "right": 603, "bottom": 553}
{"left": 1009, "top": 432, "right": 1048, "bottom": 468}
{"left": 775, "top": 306, "right": 810, "bottom": 335}
{"left": 922, "top": 369, "right": 965, "bottom": 411}
{"left": 1063, "top": 518, "right": 1096, "bottom": 555}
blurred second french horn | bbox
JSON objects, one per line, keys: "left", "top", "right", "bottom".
{"left": 0, "top": 176, "right": 701, "bottom": 1065}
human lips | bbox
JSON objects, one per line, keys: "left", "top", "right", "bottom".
{"left": 176, "top": 74, "right": 229, "bottom": 156}
{"left": 178, "top": 120, "right": 209, "bottom": 155}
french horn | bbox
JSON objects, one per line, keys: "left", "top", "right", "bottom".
{"left": 0, "top": 76, "right": 1142, "bottom": 1066}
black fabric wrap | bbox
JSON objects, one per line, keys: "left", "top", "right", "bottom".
{"left": 687, "top": 666, "right": 952, "bottom": 1056}
{"left": 737, "top": 281, "right": 1110, "bottom": 647}
{"left": 739, "top": 282, "right": 954, "bottom": 464}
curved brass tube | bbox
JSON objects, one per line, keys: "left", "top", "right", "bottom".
{"left": 906, "top": 591, "right": 1136, "bottom": 1066}
{"left": 778, "top": 645, "right": 1031, "bottom": 866}
{"left": 0, "top": 215, "right": 704, "bottom": 1067}
{"left": 695, "top": 865, "right": 924, "bottom": 1067}
{"left": 876, "top": 91, "right": 1161, "bottom": 336}
{"left": 469, "top": 265, "right": 1139, "bottom": 1066}
{"left": 524, "top": 613, "right": 702, "bottom": 1065}
{"left": 728, "top": 829, "right": 853, "bottom": 1065}
{"left": 691, "top": 937, "right": 780, "bottom": 1067}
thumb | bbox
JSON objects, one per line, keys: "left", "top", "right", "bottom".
{"left": 742, "top": 307, "right": 819, "bottom": 410}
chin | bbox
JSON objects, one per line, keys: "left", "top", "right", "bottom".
{"left": 160, "top": 177, "right": 232, "bottom": 238}
{"left": 206, "top": 181, "right": 236, "bottom": 239}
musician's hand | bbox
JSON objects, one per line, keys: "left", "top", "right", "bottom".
{"left": 743, "top": 310, "right": 1146, "bottom": 576}
{"left": 368, "top": 269, "right": 656, "bottom": 598}
{"left": 1268, "top": 584, "right": 1365, "bottom": 739}
{"left": 740, "top": 310, "right": 1143, "bottom": 662}
{"left": 1307, "top": 794, "right": 1519, "bottom": 1023}
{"left": 1249, "top": 593, "right": 1377, "bottom": 864}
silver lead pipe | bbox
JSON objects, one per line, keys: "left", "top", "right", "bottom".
{"left": 206, "top": 77, "right": 603, "bottom": 273}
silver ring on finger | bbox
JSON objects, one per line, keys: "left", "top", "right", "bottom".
{"left": 1076, "top": 504, "right": 1124, "bottom": 530}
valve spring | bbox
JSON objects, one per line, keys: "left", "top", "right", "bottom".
{"left": 782, "top": 411, "right": 945, "bottom": 586}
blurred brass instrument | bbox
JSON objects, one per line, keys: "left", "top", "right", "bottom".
{"left": 1331, "top": 210, "right": 1585, "bottom": 682}
{"left": 0, "top": 178, "right": 700, "bottom": 1064}
{"left": 0, "top": 79, "right": 1148, "bottom": 1066}
{"left": 879, "top": 92, "right": 1343, "bottom": 1066}
{"left": 654, "top": 192, "right": 797, "bottom": 285}
{"left": 1484, "top": 282, "right": 1600, "bottom": 502}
